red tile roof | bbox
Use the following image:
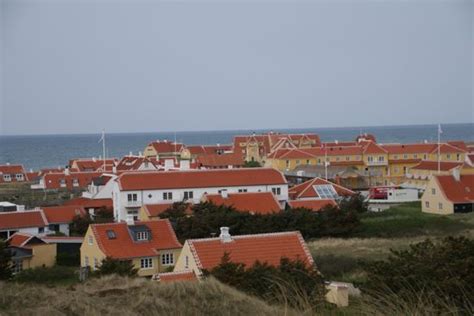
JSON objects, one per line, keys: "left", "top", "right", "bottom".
{"left": 388, "top": 159, "right": 422, "bottom": 164}
{"left": 143, "top": 203, "right": 193, "bottom": 217}
{"left": 116, "top": 156, "right": 159, "bottom": 171}
{"left": 287, "top": 199, "right": 337, "bottom": 211}
{"left": 435, "top": 175, "right": 474, "bottom": 203}
{"left": 157, "top": 270, "right": 197, "bottom": 282}
{"left": 204, "top": 192, "right": 281, "bottom": 214}
{"left": 196, "top": 153, "right": 244, "bottom": 168}
{"left": 149, "top": 141, "right": 184, "bottom": 154}
{"left": 7, "top": 233, "right": 33, "bottom": 247}
{"left": 42, "top": 171, "right": 103, "bottom": 190}
{"left": 63, "top": 197, "right": 113, "bottom": 209}
{"left": 0, "top": 164, "right": 25, "bottom": 174}
{"left": 0, "top": 210, "right": 48, "bottom": 230}
{"left": 363, "top": 142, "right": 388, "bottom": 155}
{"left": 381, "top": 143, "right": 437, "bottom": 154}
{"left": 430, "top": 143, "right": 467, "bottom": 154}
{"left": 188, "top": 231, "right": 314, "bottom": 271}
{"left": 289, "top": 178, "right": 355, "bottom": 199}
{"left": 184, "top": 145, "right": 233, "bottom": 156}
{"left": 70, "top": 159, "right": 116, "bottom": 172}
{"left": 91, "top": 220, "right": 181, "bottom": 259}
{"left": 42, "top": 206, "right": 87, "bottom": 224}
{"left": 411, "top": 161, "right": 464, "bottom": 171}
{"left": 117, "top": 168, "right": 287, "bottom": 191}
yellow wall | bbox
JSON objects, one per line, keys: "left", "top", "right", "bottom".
{"left": 30, "top": 243, "right": 56, "bottom": 268}
{"left": 144, "top": 145, "right": 157, "bottom": 158}
{"left": 421, "top": 178, "right": 454, "bottom": 214}
{"left": 173, "top": 242, "right": 201, "bottom": 276}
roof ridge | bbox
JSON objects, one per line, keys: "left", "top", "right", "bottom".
{"left": 188, "top": 231, "right": 301, "bottom": 244}
{"left": 158, "top": 269, "right": 194, "bottom": 276}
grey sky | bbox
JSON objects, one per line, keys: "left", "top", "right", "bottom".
{"left": 1, "top": 0, "right": 473, "bottom": 135}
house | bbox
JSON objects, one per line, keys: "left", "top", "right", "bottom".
{"left": 196, "top": 153, "right": 244, "bottom": 169}
{"left": 0, "top": 164, "right": 28, "bottom": 184}
{"left": 0, "top": 202, "right": 25, "bottom": 212}
{"left": 173, "top": 227, "right": 314, "bottom": 277}
{"left": 287, "top": 199, "right": 337, "bottom": 212}
{"left": 80, "top": 219, "right": 182, "bottom": 276}
{"left": 180, "top": 144, "right": 232, "bottom": 160}
{"left": 144, "top": 140, "right": 184, "bottom": 159}
{"left": 421, "top": 172, "right": 474, "bottom": 214}
{"left": 112, "top": 168, "right": 288, "bottom": 222}
{"left": 81, "top": 174, "right": 117, "bottom": 199}
{"left": 42, "top": 206, "right": 87, "bottom": 235}
{"left": 69, "top": 158, "right": 117, "bottom": 172}
{"left": 31, "top": 170, "right": 103, "bottom": 190}
{"left": 7, "top": 233, "right": 56, "bottom": 274}
{"left": 63, "top": 197, "right": 113, "bottom": 217}
{"left": 116, "top": 156, "right": 159, "bottom": 172}
{"left": 202, "top": 191, "right": 282, "bottom": 215}
{"left": 139, "top": 203, "right": 192, "bottom": 221}
{"left": 404, "top": 161, "right": 466, "bottom": 190}
{"left": 0, "top": 210, "right": 49, "bottom": 239}
{"left": 289, "top": 178, "right": 355, "bottom": 200}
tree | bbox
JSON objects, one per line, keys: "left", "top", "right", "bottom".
{"left": 243, "top": 161, "right": 262, "bottom": 168}
{"left": 95, "top": 257, "right": 138, "bottom": 277}
{"left": 0, "top": 240, "right": 12, "bottom": 280}
{"left": 94, "top": 206, "right": 114, "bottom": 223}
{"left": 338, "top": 194, "right": 368, "bottom": 214}
{"left": 69, "top": 214, "right": 92, "bottom": 236}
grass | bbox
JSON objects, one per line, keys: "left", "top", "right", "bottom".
{"left": 309, "top": 202, "right": 474, "bottom": 284}
{"left": 13, "top": 266, "right": 79, "bottom": 286}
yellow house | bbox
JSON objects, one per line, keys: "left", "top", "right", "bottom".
{"left": 7, "top": 233, "right": 56, "bottom": 274}
{"left": 422, "top": 173, "right": 474, "bottom": 215}
{"left": 143, "top": 140, "right": 184, "bottom": 159}
{"left": 405, "top": 161, "right": 465, "bottom": 189}
{"left": 80, "top": 219, "right": 182, "bottom": 277}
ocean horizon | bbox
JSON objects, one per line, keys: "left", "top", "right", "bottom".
{"left": 1, "top": 123, "right": 473, "bottom": 171}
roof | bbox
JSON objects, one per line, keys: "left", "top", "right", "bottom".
{"left": 42, "top": 206, "right": 87, "bottom": 224}
{"left": 287, "top": 199, "right": 337, "bottom": 211}
{"left": 204, "top": 192, "right": 281, "bottom": 214}
{"left": 289, "top": 178, "right": 355, "bottom": 199}
{"left": 7, "top": 233, "right": 34, "bottom": 247}
{"left": 70, "top": 159, "right": 116, "bottom": 172}
{"left": 410, "top": 160, "right": 464, "bottom": 171}
{"left": 184, "top": 145, "right": 232, "bottom": 156}
{"left": 90, "top": 219, "right": 181, "bottom": 259}
{"left": 157, "top": 270, "right": 197, "bottom": 282}
{"left": 363, "top": 142, "right": 388, "bottom": 155}
{"left": 116, "top": 156, "right": 159, "bottom": 171}
{"left": 187, "top": 231, "right": 314, "bottom": 271}
{"left": 430, "top": 143, "right": 467, "bottom": 154}
{"left": 63, "top": 197, "right": 113, "bottom": 209}
{"left": 41, "top": 236, "right": 84, "bottom": 243}
{"left": 0, "top": 164, "right": 25, "bottom": 174}
{"left": 435, "top": 174, "right": 474, "bottom": 203}
{"left": 143, "top": 203, "right": 193, "bottom": 217}
{"left": 0, "top": 210, "right": 48, "bottom": 230}
{"left": 381, "top": 143, "right": 437, "bottom": 155}
{"left": 196, "top": 153, "right": 244, "bottom": 168}
{"left": 148, "top": 141, "right": 184, "bottom": 154}
{"left": 117, "top": 168, "right": 287, "bottom": 191}
{"left": 42, "top": 171, "right": 103, "bottom": 190}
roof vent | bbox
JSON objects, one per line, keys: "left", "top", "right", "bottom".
{"left": 219, "top": 227, "right": 232, "bottom": 243}
{"left": 125, "top": 214, "right": 135, "bottom": 226}
{"left": 452, "top": 168, "right": 461, "bottom": 182}
{"left": 221, "top": 190, "right": 229, "bottom": 198}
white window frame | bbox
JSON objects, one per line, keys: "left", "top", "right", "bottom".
{"left": 12, "top": 259, "right": 23, "bottom": 274}
{"left": 136, "top": 231, "right": 149, "bottom": 241}
{"left": 161, "top": 253, "right": 174, "bottom": 266}
{"left": 3, "top": 174, "right": 11, "bottom": 182}
{"left": 163, "top": 192, "right": 172, "bottom": 200}
{"left": 15, "top": 173, "right": 24, "bottom": 181}
{"left": 127, "top": 193, "right": 138, "bottom": 202}
{"left": 88, "top": 235, "right": 93, "bottom": 245}
{"left": 140, "top": 257, "right": 153, "bottom": 269}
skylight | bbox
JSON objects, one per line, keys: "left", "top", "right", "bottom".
{"left": 313, "top": 185, "right": 339, "bottom": 199}
{"left": 106, "top": 230, "right": 116, "bottom": 239}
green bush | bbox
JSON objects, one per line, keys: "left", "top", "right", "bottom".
{"left": 0, "top": 240, "right": 12, "bottom": 280}
{"left": 362, "top": 236, "right": 474, "bottom": 313}
{"left": 94, "top": 257, "right": 138, "bottom": 277}
{"left": 14, "top": 266, "right": 77, "bottom": 285}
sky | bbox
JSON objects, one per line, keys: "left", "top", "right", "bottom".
{"left": 0, "top": 0, "right": 473, "bottom": 135}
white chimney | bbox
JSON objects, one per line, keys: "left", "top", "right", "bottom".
{"left": 164, "top": 159, "right": 174, "bottom": 171}
{"left": 180, "top": 160, "right": 190, "bottom": 170}
{"left": 219, "top": 227, "right": 232, "bottom": 243}
{"left": 452, "top": 167, "right": 461, "bottom": 182}
{"left": 112, "top": 166, "right": 117, "bottom": 174}
{"left": 129, "top": 151, "right": 133, "bottom": 156}
{"left": 221, "top": 190, "right": 229, "bottom": 198}
{"left": 335, "top": 140, "right": 338, "bottom": 144}
{"left": 64, "top": 168, "right": 70, "bottom": 176}
{"left": 125, "top": 214, "right": 135, "bottom": 226}
{"left": 93, "top": 157, "right": 97, "bottom": 162}
{"left": 139, "top": 151, "right": 143, "bottom": 157}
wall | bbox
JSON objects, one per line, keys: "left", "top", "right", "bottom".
{"left": 30, "top": 243, "right": 56, "bottom": 268}
{"left": 80, "top": 226, "right": 106, "bottom": 269}
{"left": 173, "top": 242, "right": 201, "bottom": 276}
{"left": 421, "top": 178, "right": 454, "bottom": 214}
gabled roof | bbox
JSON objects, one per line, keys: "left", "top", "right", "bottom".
{"left": 42, "top": 171, "right": 103, "bottom": 190}
{"left": 196, "top": 153, "right": 244, "bottom": 168}
{"left": 203, "top": 192, "right": 281, "bottom": 215}
{"left": 143, "top": 203, "right": 192, "bottom": 218}
{"left": 183, "top": 145, "right": 233, "bottom": 156}
{"left": 410, "top": 161, "right": 464, "bottom": 171}
{"left": 70, "top": 159, "right": 117, "bottom": 172}
{"left": 430, "top": 143, "right": 467, "bottom": 154}
{"left": 90, "top": 219, "right": 181, "bottom": 259}
{"left": 117, "top": 168, "right": 287, "bottom": 191}
{"left": 0, "top": 210, "right": 48, "bottom": 230}
{"left": 289, "top": 178, "right": 355, "bottom": 199}
{"left": 187, "top": 231, "right": 314, "bottom": 271}
{"left": 287, "top": 199, "right": 337, "bottom": 211}
{"left": 381, "top": 143, "right": 437, "bottom": 155}
{"left": 148, "top": 141, "right": 184, "bottom": 154}
{"left": 63, "top": 197, "right": 113, "bottom": 209}
{"left": 116, "top": 156, "right": 159, "bottom": 171}
{"left": 0, "top": 164, "right": 25, "bottom": 174}
{"left": 363, "top": 142, "right": 388, "bottom": 155}
{"left": 157, "top": 270, "right": 197, "bottom": 282}
{"left": 435, "top": 174, "right": 474, "bottom": 203}
{"left": 42, "top": 206, "right": 87, "bottom": 224}
{"left": 7, "top": 232, "right": 35, "bottom": 247}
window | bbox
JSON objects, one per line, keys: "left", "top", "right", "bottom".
{"left": 136, "top": 231, "right": 149, "bottom": 241}
{"left": 286, "top": 160, "right": 290, "bottom": 168}
{"left": 161, "top": 253, "right": 174, "bottom": 265}
{"left": 425, "top": 201, "right": 429, "bottom": 208}
{"left": 88, "top": 235, "right": 93, "bottom": 245}
{"left": 314, "top": 185, "right": 339, "bottom": 199}
{"left": 163, "top": 192, "right": 172, "bottom": 200}
{"left": 378, "top": 156, "right": 385, "bottom": 162}
{"left": 367, "top": 156, "right": 374, "bottom": 162}
{"left": 272, "top": 187, "right": 281, "bottom": 195}
{"left": 93, "top": 257, "right": 99, "bottom": 270}
{"left": 456, "top": 154, "right": 460, "bottom": 161}
{"left": 38, "top": 227, "right": 44, "bottom": 234}
{"left": 413, "top": 154, "right": 418, "bottom": 159}
{"left": 238, "top": 189, "right": 248, "bottom": 193}
{"left": 423, "top": 154, "right": 427, "bottom": 160}
{"left": 127, "top": 193, "right": 137, "bottom": 202}
{"left": 346, "top": 156, "right": 350, "bottom": 161}
{"left": 393, "top": 155, "right": 398, "bottom": 159}
{"left": 106, "top": 230, "right": 116, "bottom": 239}
{"left": 432, "top": 188, "right": 436, "bottom": 195}
{"left": 403, "top": 154, "right": 408, "bottom": 159}
{"left": 72, "top": 178, "right": 79, "bottom": 186}
{"left": 15, "top": 174, "right": 24, "bottom": 181}
{"left": 438, "top": 203, "right": 443, "bottom": 210}
{"left": 12, "top": 259, "right": 23, "bottom": 274}
{"left": 85, "top": 256, "right": 89, "bottom": 267}
{"left": 306, "top": 160, "right": 310, "bottom": 165}
{"left": 295, "top": 160, "right": 300, "bottom": 165}
{"left": 140, "top": 257, "right": 153, "bottom": 269}
{"left": 3, "top": 174, "right": 11, "bottom": 182}
{"left": 60, "top": 179, "right": 66, "bottom": 186}
{"left": 183, "top": 191, "right": 194, "bottom": 200}
{"left": 185, "top": 255, "right": 189, "bottom": 269}
{"left": 447, "top": 154, "right": 451, "bottom": 159}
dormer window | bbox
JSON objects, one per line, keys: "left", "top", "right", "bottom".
{"left": 15, "top": 174, "right": 24, "bottom": 181}
{"left": 136, "top": 231, "right": 149, "bottom": 241}
{"left": 106, "top": 230, "right": 116, "bottom": 239}
{"left": 3, "top": 174, "right": 11, "bottom": 182}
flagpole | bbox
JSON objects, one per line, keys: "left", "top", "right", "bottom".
{"left": 324, "top": 144, "right": 328, "bottom": 180}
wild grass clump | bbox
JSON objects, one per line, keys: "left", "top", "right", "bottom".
{"left": 13, "top": 265, "right": 77, "bottom": 285}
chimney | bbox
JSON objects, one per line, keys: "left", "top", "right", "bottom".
{"left": 139, "top": 151, "right": 143, "bottom": 157}
{"left": 180, "top": 160, "right": 190, "bottom": 170}
{"left": 93, "top": 157, "right": 97, "bottom": 162}
{"left": 112, "top": 166, "right": 117, "bottom": 174}
{"left": 452, "top": 167, "right": 461, "bottom": 182}
{"left": 64, "top": 167, "right": 70, "bottom": 176}
{"left": 335, "top": 140, "right": 338, "bottom": 144}
{"left": 125, "top": 214, "right": 135, "bottom": 226}
{"left": 129, "top": 151, "right": 133, "bottom": 156}
{"left": 219, "top": 227, "right": 232, "bottom": 243}
{"left": 164, "top": 159, "right": 174, "bottom": 171}
{"left": 221, "top": 190, "right": 229, "bottom": 198}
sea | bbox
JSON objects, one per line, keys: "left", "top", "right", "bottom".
{"left": 1, "top": 123, "right": 473, "bottom": 171}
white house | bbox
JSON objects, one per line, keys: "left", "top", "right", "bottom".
{"left": 112, "top": 168, "right": 288, "bottom": 222}
{"left": 0, "top": 210, "right": 50, "bottom": 239}
{"left": 82, "top": 174, "right": 117, "bottom": 199}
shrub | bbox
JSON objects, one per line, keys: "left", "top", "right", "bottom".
{"left": 362, "top": 236, "right": 474, "bottom": 312}
{"left": 0, "top": 240, "right": 12, "bottom": 280}
{"left": 14, "top": 266, "right": 77, "bottom": 285}
{"left": 94, "top": 257, "right": 138, "bottom": 277}
{"left": 70, "top": 214, "right": 92, "bottom": 236}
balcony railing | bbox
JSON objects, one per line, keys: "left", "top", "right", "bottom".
{"left": 366, "top": 160, "right": 388, "bottom": 166}
{"left": 125, "top": 200, "right": 142, "bottom": 207}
